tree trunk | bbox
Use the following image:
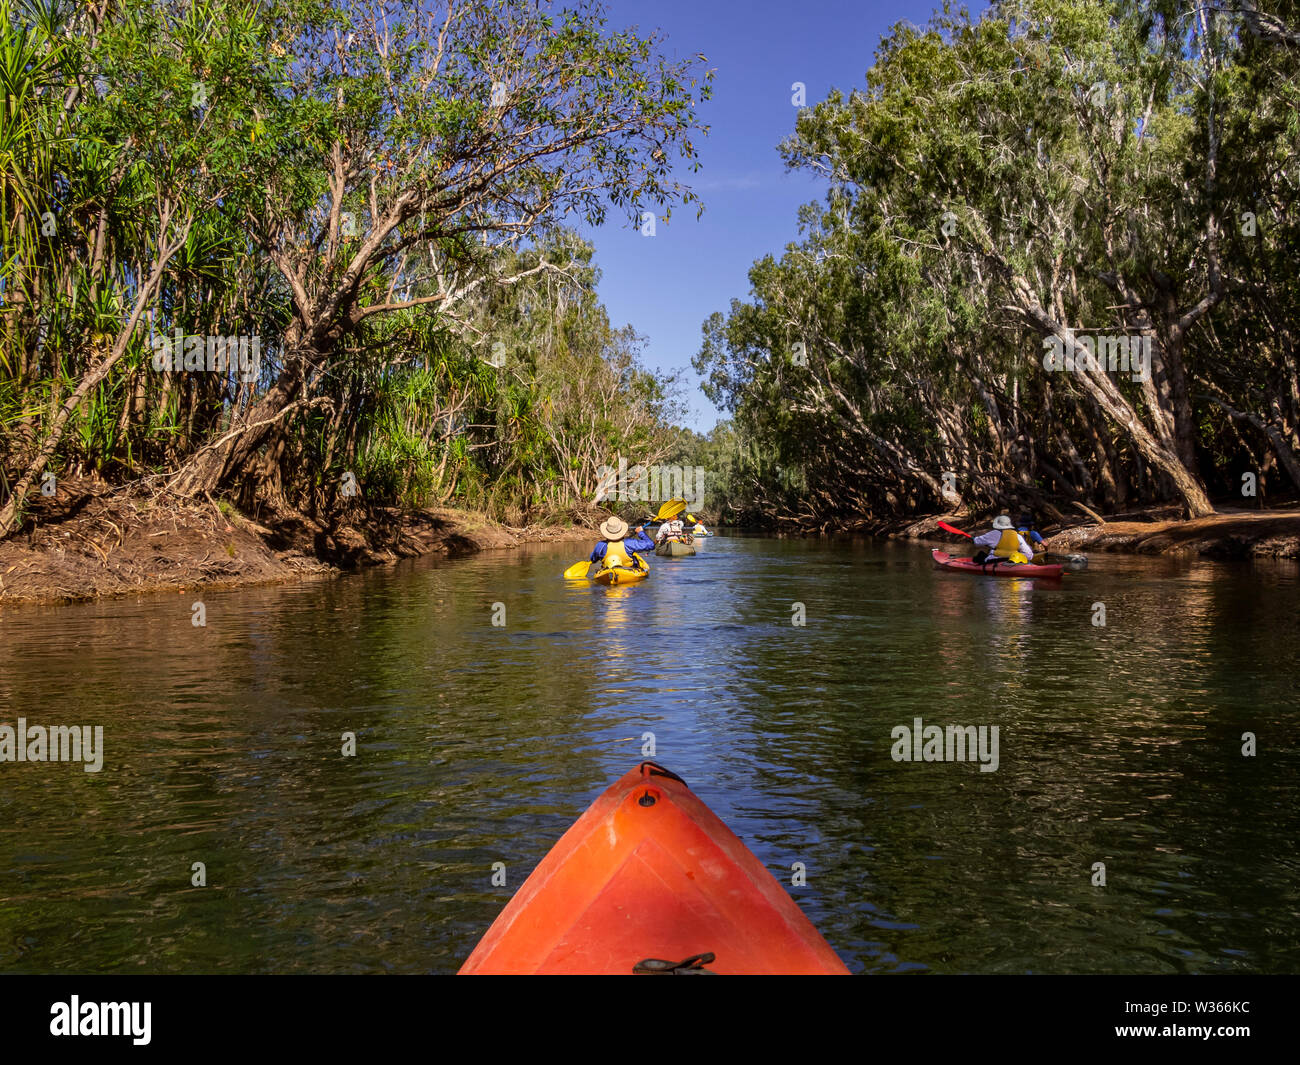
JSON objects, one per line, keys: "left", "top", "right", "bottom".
{"left": 0, "top": 211, "right": 191, "bottom": 538}
{"left": 1009, "top": 276, "right": 1215, "bottom": 517}
{"left": 168, "top": 353, "right": 307, "bottom": 497}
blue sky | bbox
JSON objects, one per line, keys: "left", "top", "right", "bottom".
{"left": 578, "top": 0, "right": 945, "bottom": 433}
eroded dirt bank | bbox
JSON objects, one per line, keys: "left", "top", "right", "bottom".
{"left": 0, "top": 478, "right": 597, "bottom": 606}
{"left": 1045, "top": 509, "right": 1300, "bottom": 559}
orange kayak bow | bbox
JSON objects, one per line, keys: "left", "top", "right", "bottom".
{"left": 460, "top": 762, "right": 850, "bottom": 975}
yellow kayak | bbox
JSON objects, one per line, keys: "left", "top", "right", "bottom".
{"left": 593, "top": 566, "right": 647, "bottom": 585}
{"left": 592, "top": 552, "right": 649, "bottom": 585}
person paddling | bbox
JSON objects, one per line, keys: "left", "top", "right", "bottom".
{"left": 655, "top": 510, "right": 691, "bottom": 546}
{"left": 1017, "top": 512, "right": 1047, "bottom": 561}
{"left": 972, "top": 515, "right": 1035, "bottom": 565}
{"left": 590, "top": 516, "right": 654, "bottom": 572}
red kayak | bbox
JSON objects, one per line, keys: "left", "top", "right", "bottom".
{"left": 932, "top": 548, "right": 1064, "bottom": 579}
{"left": 459, "top": 762, "right": 850, "bottom": 975}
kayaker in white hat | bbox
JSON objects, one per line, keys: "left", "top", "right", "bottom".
{"left": 972, "top": 514, "right": 1034, "bottom": 565}
{"left": 654, "top": 501, "right": 692, "bottom": 545}
{"left": 589, "top": 516, "right": 654, "bottom": 571}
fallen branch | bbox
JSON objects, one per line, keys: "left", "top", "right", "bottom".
{"left": 1072, "top": 499, "right": 1107, "bottom": 524}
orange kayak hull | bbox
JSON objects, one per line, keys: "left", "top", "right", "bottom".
{"left": 459, "top": 763, "right": 850, "bottom": 975}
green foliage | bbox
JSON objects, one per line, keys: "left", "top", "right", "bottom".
{"left": 1, "top": 0, "right": 703, "bottom": 528}
{"left": 696, "top": 0, "right": 1300, "bottom": 527}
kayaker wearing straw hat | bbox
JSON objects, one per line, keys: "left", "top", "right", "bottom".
{"left": 971, "top": 515, "right": 1035, "bottom": 565}
{"left": 589, "top": 516, "right": 654, "bottom": 571}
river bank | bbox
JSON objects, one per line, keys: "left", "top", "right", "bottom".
{"left": 0, "top": 476, "right": 597, "bottom": 606}
{"left": 7, "top": 485, "right": 1298, "bottom": 607}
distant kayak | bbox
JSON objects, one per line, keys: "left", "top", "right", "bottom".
{"left": 459, "top": 762, "right": 851, "bottom": 975}
{"left": 655, "top": 539, "right": 696, "bottom": 557}
{"left": 932, "top": 548, "right": 1064, "bottom": 579}
{"left": 692, "top": 525, "right": 709, "bottom": 536}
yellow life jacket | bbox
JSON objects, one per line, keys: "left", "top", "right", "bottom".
{"left": 993, "top": 528, "right": 1027, "bottom": 563}
{"left": 603, "top": 539, "right": 635, "bottom": 569}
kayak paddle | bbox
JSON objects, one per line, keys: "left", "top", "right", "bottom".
{"left": 651, "top": 498, "right": 688, "bottom": 522}
{"left": 937, "top": 520, "right": 973, "bottom": 539}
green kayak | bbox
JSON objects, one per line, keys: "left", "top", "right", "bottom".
{"left": 655, "top": 539, "right": 696, "bottom": 558}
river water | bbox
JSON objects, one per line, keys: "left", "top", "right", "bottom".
{"left": 1, "top": 535, "right": 1297, "bottom": 974}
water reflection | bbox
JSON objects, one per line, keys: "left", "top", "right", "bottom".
{"left": 0, "top": 538, "right": 1297, "bottom": 973}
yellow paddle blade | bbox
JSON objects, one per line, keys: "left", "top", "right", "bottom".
{"left": 563, "top": 560, "right": 593, "bottom": 579}
{"left": 653, "top": 497, "right": 687, "bottom": 521}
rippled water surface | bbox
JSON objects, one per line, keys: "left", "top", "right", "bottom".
{"left": 1, "top": 535, "right": 1297, "bottom": 973}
